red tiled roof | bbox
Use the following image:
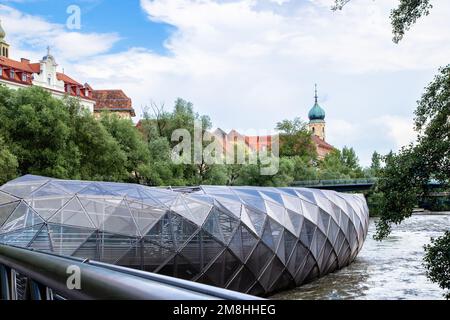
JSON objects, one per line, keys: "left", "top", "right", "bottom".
{"left": 0, "top": 56, "right": 34, "bottom": 73}
{"left": 29, "top": 63, "right": 41, "bottom": 73}
{"left": 56, "top": 72, "right": 81, "bottom": 86}
{"left": 311, "top": 135, "right": 334, "bottom": 150}
{"left": 245, "top": 135, "right": 273, "bottom": 150}
{"left": 92, "top": 90, "right": 136, "bottom": 117}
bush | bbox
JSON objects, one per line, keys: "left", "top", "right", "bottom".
{"left": 424, "top": 231, "right": 450, "bottom": 299}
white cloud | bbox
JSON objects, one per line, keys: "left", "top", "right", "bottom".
{"left": 0, "top": 4, "right": 120, "bottom": 61}
{"left": 374, "top": 115, "right": 417, "bottom": 148}
{"left": 2, "top": 0, "right": 449, "bottom": 167}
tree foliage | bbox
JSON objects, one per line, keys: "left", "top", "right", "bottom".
{"left": 375, "top": 66, "right": 450, "bottom": 239}
{"left": 333, "top": 0, "right": 434, "bottom": 43}
{"left": 424, "top": 232, "right": 450, "bottom": 299}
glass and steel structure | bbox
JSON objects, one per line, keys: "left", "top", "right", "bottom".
{"left": 0, "top": 175, "right": 369, "bottom": 296}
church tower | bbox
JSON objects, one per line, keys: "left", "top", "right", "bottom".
{"left": 308, "top": 84, "right": 326, "bottom": 141}
{"left": 0, "top": 19, "right": 10, "bottom": 58}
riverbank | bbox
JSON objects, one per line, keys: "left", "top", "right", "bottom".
{"left": 271, "top": 214, "right": 450, "bottom": 300}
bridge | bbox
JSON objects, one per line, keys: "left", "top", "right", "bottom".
{"left": 291, "top": 178, "right": 378, "bottom": 192}
{"left": 291, "top": 178, "right": 446, "bottom": 193}
{"left": 0, "top": 244, "right": 259, "bottom": 300}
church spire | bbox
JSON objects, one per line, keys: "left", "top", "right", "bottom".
{"left": 0, "top": 19, "right": 10, "bottom": 58}
{"left": 314, "top": 83, "right": 318, "bottom": 104}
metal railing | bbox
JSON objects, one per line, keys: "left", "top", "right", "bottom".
{"left": 0, "top": 244, "right": 260, "bottom": 300}
{"left": 291, "top": 178, "right": 378, "bottom": 187}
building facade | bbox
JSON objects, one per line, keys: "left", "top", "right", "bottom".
{"left": 0, "top": 21, "right": 135, "bottom": 119}
{"left": 213, "top": 85, "right": 334, "bottom": 159}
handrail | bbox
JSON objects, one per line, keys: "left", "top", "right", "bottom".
{"left": 292, "top": 178, "right": 378, "bottom": 187}
{"left": 0, "top": 244, "right": 260, "bottom": 300}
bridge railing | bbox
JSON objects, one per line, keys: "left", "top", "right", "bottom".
{"left": 0, "top": 244, "right": 260, "bottom": 300}
{"left": 291, "top": 178, "right": 378, "bottom": 187}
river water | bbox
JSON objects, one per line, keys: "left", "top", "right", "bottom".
{"left": 272, "top": 214, "right": 450, "bottom": 300}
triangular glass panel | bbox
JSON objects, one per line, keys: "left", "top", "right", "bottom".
{"left": 0, "top": 224, "right": 43, "bottom": 248}
{"left": 72, "top": 231, "right": 99, "bottom": 260}
{"left": 248, "top": 281, "right": 266, "bottom": 297}
{"left": 0, "top": 201, "right": 20, "bottom": 228}
{"left": 171, "top": 196, "right": 194, "bottom": 223}
{"left": 26, "top": 196, "right": 73, "bottom": 220}
{"left": 319, "top": 210, "right": 331, "bottom": 234}
{"left": 283, "top": 230, "right": 297, "bottom": 264}
{"left": 258, "top": 257, "right": 276, "bottom": 291}
{"left": 276, "top": 231, "right": 286, "bottom": 263}
{"left": 0, "top": 191, "right": 19, "bottom": 206}
{"left": 183, "top": 198, "right": 212, "bottom": 226}
{"left": 30, "top": 182, "right": 70, "bottom": 197}
{"left": 170, "top": 212, "right": 199, "bottom": 249}
{"left": 265, "top": 201, "right": 285, "bottom": 225}
{"left": 246, "top": 242, "right": 273, "bottom": 278}
{"left": 260, "top": 190, "right": 284, "bottom": 206}
{"left": 7, "top": 175, "right": 48, "bottom": 184}
{"left": 240, "top": 206, "right": 257, "bottom": 235}
{"left": 144, "top": 213, "right": 176, "bottom": 251}
{"left": 101, "top": 200, "right": 140, "bottom": 237}
{"left": 269, "top": 270, "right": 294, "bottom": 294}
{"left": 171, "top": 254, "right": 200, "bottom": 280}
{"left": 245, "top": 207, "right": 266, "bottom": 236}
{"left": 299, "top": 219, "right": 316, "bottom": 249}
{"left": 49, "top": 197, "right": 95, "bottom": 229}
{"left": 226, "top": 266, "right": 256, "bottom": 294}
{"left": 78, "top": 183, "right": 118, "bottom": 196}
{"left": 301, "top": 201, "right": 321, "bottom": 227}
{"left": 240, "top": 196, "right": 267, "bottom": 212}
{"left": 48, "top": 224, "right": 95, "bottom": 257}
{"left": 116, "top": 243, "right": 142, "bottom": 270}
{"left": 215, "top": 198, "right": 242, "bottom": 218}
{"left": 1, "top": 183, "right": 46, "bottom": 198}
{"left": 142, "top": 239, "right": 175, "bottom": 272}
{"left": 1, "top": 202, "right": 43, "bottom": 233}
{"left": 143, "top": 189, "right": 177, "bottom": 207}
{"left": 51, "top": 181, "right": 90, "bottom": 194}
{"left": 228, "top": 225, "right": 244, "bottom": 261}
{"left": 128, "top": 200, "right": 167, "bottom": 236}
{"left": 287, "top": 242, "right": 309, "bottom": 277}
{"left": 295, "top": 253, "right": 317, "bottom": 285}
{"left": 203, "top": 209, "right": 225, "bottom": 244}
{"left": 261, "top": 220, "right": 275, "bottom": 251}
{"left": 202, "top": 249, "right": 241, "bottom": 288}
{"left": 29, "top": 225, "right": 52, "bottom": 252}
{"left": 280, "top": 194, "right": 302, "bottom": 212}
{"left": 296, "top": 189, "right": 317, "bottom": 204}
{"left": 96, "top": 232, "right": 138, "bottom": 264}
{"left": 269, "top": 219, "right": 284, "bottom": 251}
{"left": 286, "top": 209, "right": 304, "bottom": 237}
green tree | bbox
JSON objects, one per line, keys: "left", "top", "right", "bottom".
{"left": 333, "top": 0, "right": 433, "bottom": 43}
{"left": 100, "top": 113, "right": 151, "bottom": 183}
{"left": 0, "top": 137, "right": 18, "bottom": 184}
{"left": 370, "top": 151, "right": 382, "bottom": 177}
{"left": 424, "top": 232, "right": 450, "bottom": 299}
{"left": 276, "top": 118, "right": 316, "bottom": 159}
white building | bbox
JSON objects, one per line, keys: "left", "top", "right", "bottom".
{"left": 0, "top": 20, "right": 135, "bottom": 118}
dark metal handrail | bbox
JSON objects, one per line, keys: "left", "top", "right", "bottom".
{"left": 0, "top": 244, "right": 260, "bottom": 300}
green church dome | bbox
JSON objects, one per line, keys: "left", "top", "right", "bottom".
{"left": 308, "top": 85, "right": 325, "bottom": 121}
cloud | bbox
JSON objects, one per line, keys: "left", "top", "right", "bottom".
{"left": 2, "top": 0, "right": 449, "bottom": 167}
{"left": 374, "top": 115, "right": 417, "bottom": 149}
{"left": 0, "top": 4, "right": 120, "bottom": 61}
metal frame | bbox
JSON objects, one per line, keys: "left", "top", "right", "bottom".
{"left": 0, "top": 244, "right": 260, "bottom": 300}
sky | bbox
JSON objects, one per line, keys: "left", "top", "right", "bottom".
{"left": 1, "top": 0, "right": 449, "bottom": 166}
